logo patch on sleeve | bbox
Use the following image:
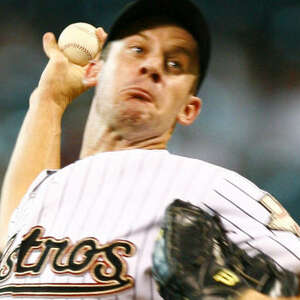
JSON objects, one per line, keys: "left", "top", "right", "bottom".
{"left": 260, "top": 194, "right": 300, "bottom": 237}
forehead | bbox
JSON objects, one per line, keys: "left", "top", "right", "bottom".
{"left": 103, "top": 16, "right": 200, "bottom": 80}
{"left": 117, "top": 16, "right": 198, "bottom": 49}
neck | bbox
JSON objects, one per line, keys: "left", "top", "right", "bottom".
{"left": 79, "top": 102, "right": 172, "bottom": 158}
{"left": 80, "top": 125, "right": 169, "bottom": 158}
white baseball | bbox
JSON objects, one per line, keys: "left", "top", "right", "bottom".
{"left": 58, "top": 22, "right": 100, "bottom": 66}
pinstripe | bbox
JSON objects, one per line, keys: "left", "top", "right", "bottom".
{"left": 204, "top": 205, "right": 291, "bottom": 271}
{"left": 127, "top": 151, "right": 167, "bottom": 300}
{"left": 2, "top": 150, "right": 300, "bottom": 300}
{"left": 203, "top": 204, "right": 255, "bottom": 239}
{"left": 49, "top": 164, "right": 76, "bottom": 231}
{"left": 86, "top": 152, "right": 127, "bottom": 236}
{"left": 110, "top": 151, "right": 150, "bottom": 237}
{"left": 213, "top": 189, "right": 275, "bottom": 233}
{"left": 245, "top": 241, "right": 286, "bottom": 270}
{"left": 31, "top": 171, "right": 55, "bottom": 194}
{"left": 269, "top": 236, "right": 300, "bottom": 261}
{"left": 36, "top": 174, "right": 56, "bottom": 224}
{"left": 132, "top": 154, "right": 182, "bottom": 300}
{"left": 61, "top": 158, "right": 94, "bottom": 234}
{"left": 224, "top": 178, "right": 258, "bottom": 201}
{"left": 93, "top": 150, "right": 136, "bottom": 241}
{"left": 224, "top": 178, "right": 276, "bottom": 216}
{"left": 47, "top": 165, "right": 76, "bottom": 284}
{"left": 66, "top": 158, "right": 94, "bottom": 224}
{"left": 126, "top": 151, "right": 168, "bottom": 238}
{"left": 79, "top": 154, "right": 110, "bottom": 233}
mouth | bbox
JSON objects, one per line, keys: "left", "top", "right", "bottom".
{"left": 121, "top": 87, "right": 153, "bottom": 103}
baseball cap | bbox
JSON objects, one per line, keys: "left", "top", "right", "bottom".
{"left": 103, "top": 0, "right": 211, "bottom": 91}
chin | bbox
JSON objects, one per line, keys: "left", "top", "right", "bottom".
{"left": 118, "top": 106, "right": 151, "bottom": 124}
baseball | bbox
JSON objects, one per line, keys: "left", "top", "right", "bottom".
{"left": 58, "top": 22, "right": 100, "bottom": 66}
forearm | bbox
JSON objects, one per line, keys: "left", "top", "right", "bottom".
{"left": 239, "top": 286, "right": 300, "bottom": 300}
{"left": 0, "top": 88, "right": 65, "bottom": 249}
{"left": 0, "top": 27, "right": 106, "bottom": 251}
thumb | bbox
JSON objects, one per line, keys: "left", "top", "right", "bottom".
{"left": 96, "top": 27, "right": 108, "bottom": 48}
{"left": 43, "top": 32, "right": 65, "bottom": 60}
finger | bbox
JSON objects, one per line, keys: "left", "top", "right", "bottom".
{"left": 95, "top": 27, "right": 108, "bottom": 48}
{"left": 43, "top": 32, "right": 64, "bottom": 60}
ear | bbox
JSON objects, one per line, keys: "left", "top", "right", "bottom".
{"left": 176, "top": 96, "right": 202, "bottom": 126}
{"left": 83, "top": 60, "right": 103, "bottom": 87}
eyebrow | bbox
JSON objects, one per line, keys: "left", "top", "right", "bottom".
{"left": 168, "top": 45, "right": 194, "bottom": 58}
{"left": 129, "top": 33, "right": 196, "bottom": 62}
{"left": 131, "top": 33, "right": 194, "bottom": 53}
{"left": 136, "top": 32, "right": 150, "bottom": 40}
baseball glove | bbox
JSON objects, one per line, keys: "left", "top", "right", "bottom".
{"left": 152, "top": 199, "right": 299, "bottom": 300}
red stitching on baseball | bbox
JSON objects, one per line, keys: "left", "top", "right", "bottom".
{"left": 62, "top": 43, "right": 93, "bottom": 60}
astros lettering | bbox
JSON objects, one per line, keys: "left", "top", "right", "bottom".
{"left": 0, "top": 226, "right": 136, "bottom": 297}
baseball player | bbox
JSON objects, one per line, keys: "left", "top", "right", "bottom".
{"left": 0, "top": 0, "right": 299, "bottom": 299}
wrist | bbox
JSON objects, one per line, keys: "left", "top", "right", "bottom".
{"left": 29, "top": 87, "right": 69, "bottom": 116}
{"left": 237, "top": 289, "right": 269, "bottom": 300}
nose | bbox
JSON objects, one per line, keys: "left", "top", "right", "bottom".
{"left": 139, "top": 57, "right": 162, "bottom": 83}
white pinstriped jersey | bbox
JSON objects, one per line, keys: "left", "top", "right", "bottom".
{"left": 1, "top": 149, "right": 300, "bottom": 299}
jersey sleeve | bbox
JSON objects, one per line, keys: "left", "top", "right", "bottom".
{"left": 7, "top": 169, "right": 57, "bottom": 241}
{"left": 201, "top": 168, "right": 300, "bottom": 274}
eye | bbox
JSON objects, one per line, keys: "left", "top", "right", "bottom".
{"left": 167, "top": 60, "right": 182, "bottom": 71}
{"left": 130, "top": 46, "right": 143, "bottom": 53}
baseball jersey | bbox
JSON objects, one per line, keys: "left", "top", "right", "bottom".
{"left": 0, "top": 149, "right": 299, "bottom": 299}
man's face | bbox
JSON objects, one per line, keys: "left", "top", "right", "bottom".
{"left": 94, "top": 21, "right": 201, "bottom": 140}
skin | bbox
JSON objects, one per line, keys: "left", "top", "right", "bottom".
{"left": 0, "top": 21, "right": 202, "bottom": 251}
{"left": 80, "top": 21, "right": 202, "bottom": 157}
{"left": 0, "top": 19, "right": 298, "bottom": 300}
{"left": 0, "top": 27, "right": 107, "bottom": 252}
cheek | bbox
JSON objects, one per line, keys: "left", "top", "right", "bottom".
{"left": 174, "top": 74, "right": 196, "bottom": 95}
{"left": 97, "top": 66, "right": 116, "bottom": 95}
{"left": 95, "top": 46, "right": 124, "bottom": 101}
{"left": 156, "top": 76, "right": 196, "bottom": 125}
{"left": 164, "top": 76, "right": 194, "bottom": 109}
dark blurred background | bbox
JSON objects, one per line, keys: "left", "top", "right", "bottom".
{"left": 0, "top": 0, "right": 299, "bottom": 221}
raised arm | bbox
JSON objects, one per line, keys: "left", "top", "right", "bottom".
{"left": 239, "top": 286, "right": 300, "bottom": 300}
{"left": 0, "top": 28, "right": 106, "bottom": 251}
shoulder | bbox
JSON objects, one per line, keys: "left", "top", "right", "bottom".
{"left": 213, "top": 167, "right": 264, "bottom": 200}
{"left": 167, "top": 151, "right": 226, "bottom": 173}
{"left": 169, "top": 152, "right": 260, "bottom": 191}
